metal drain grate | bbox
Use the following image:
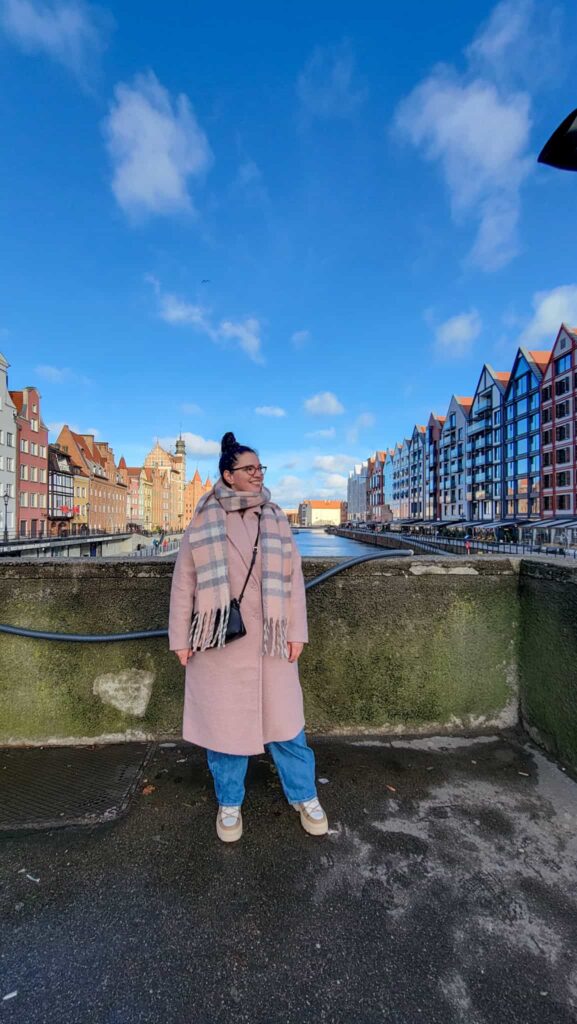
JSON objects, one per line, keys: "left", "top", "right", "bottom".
{"left": 0, "top": 742, "right": 154, "bottom": 835}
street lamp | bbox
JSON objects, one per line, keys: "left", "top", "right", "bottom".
{"left": 86, "top": 502, "right": 90, "bottom": 533}
{"left": 2, "top": 487, "right": 9, "bottom": 544}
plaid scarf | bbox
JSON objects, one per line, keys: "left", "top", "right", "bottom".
{"left": 188, "top": 479, "right": 294, "bottom": 658}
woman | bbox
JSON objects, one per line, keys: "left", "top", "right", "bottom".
{"left": 169, "top": 432, "right": 328, "bottom": 843}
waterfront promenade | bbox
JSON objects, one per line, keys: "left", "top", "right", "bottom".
{"left": 2, "top": 734, "right": 577, "bottom": 1023}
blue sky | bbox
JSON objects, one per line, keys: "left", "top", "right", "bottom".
{"left": 1, "top": 0, "right": 577, "bottom": 507}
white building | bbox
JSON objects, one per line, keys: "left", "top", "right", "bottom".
{"left": 0, "top": 353, "right": 17, "bottom": 540}
{"left": 347, "top": 462, "right": 369, "bottom": 521}
{"left": 299, "top": 500, "right": 345, "bottom": 527}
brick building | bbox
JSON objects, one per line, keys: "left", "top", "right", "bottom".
{"left": 10, "top": 387, "right": 49, "bottom": 538}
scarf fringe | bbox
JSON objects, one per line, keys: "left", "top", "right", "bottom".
{"left": 263, "top": 616, "right": 289, "bottom": 659}
{"left": 189, "top": 604, "right": 231, "bottom": 651}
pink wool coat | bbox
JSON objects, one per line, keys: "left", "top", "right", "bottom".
{"left": 168, "top": 506, "right": 308, "bottom": 755}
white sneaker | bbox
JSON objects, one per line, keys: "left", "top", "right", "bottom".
{"left": 216, "top": 805, "right": 243, "bottom": 843}
{"left": 291, "top": 796, "right": 328, "bottom": 836}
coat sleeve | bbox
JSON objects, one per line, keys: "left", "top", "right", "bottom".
{"left": 168, "top": 528, "right": 197, "bottom": 651}
{"left": 287, "top": 535, "right": 308, "bottom": 644}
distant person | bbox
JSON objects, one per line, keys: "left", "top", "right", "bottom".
{"left": 169, "top": 431, "right": 328, "bottom": 843}
{"left": 464, "top": 534, "right": 471, "bottom": 556}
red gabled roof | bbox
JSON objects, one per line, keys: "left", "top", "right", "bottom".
{"left": 528, "top": 349, "right": 552, "bottom": 372}
{"left": 9, "top": 390, "right": 23, "bottom": 414}
{"left": 455, "top": 396, "right": 473, "bottom": 411}
{"left": 494, "top": 371, "right": 511, "bottom": 383}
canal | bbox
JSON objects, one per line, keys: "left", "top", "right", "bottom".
{"left": 293, "top": 528, "right": 379, "bottom": 560}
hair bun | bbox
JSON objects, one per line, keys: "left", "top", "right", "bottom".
{"left": 220, "top": 431, "right": 238, "bottom": 453}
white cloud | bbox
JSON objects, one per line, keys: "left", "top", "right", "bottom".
{"left": 0, "top": 0, "right": 110, "bottom": 78}
{"left": 393, "top": 0, "right": 546, "bottom": 271}
{"left": 271, "top": 474, "right": 306, "bottom": 507}
{"left": 148, "top": 276, "right": 264, "bottom": 363}
{"left": 291, "top": 329, "right": 310, "bottom": 348}
{"left": 297, "top": 41, "right": 367, "bottom": 119}
{"left": 219, "top": 318, "right": 263, "bottom": 364}
{"left": 346, "top": 412, "right": 375, "bottom": 445}
{"left": 313, "top": 454, "right": 356, "bottom": 474}
{"left": 466, "top": 0, "right": 563, "bottom": 90}
{"left": 158, "top": 433, "right": 220, "bottom": 458}
{"left": 103, "top": 71, "right": 212, "bottom": 218}
{"left": 181, "top": 402, "right": 202, "bottom": 415}
{"left": 322, "top": 473, "right": 348, "bottom": 490}
{"left": 304, "top": 391, "right": 345, "bottom": 416}
{"left": 255, "top": 406, "right": 286, "bottom": 418}
{"left": 520, "top": 285, "right": 577, "bottom": 346}
{"left": 35, "top": 364, "right": 90, "bottom": 384}
{"left": 305, "top": 428, "right": 336, "bottom": 439}
{"left": 434, "top": 310, "right": 482, "bottom": 358}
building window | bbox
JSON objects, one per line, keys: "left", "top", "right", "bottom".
{"left": 543, "top": 474, "right": 553, "bottom": 489}
{"left": 542, "top": 386, "right": 552, "bottom": 402}
{"left": 556, "top": 400, "right": 571, "bottom": 418}
{"left": 543, "top": 429, "right": 552, "bottom": 445}
{"left": 556, "top": 471, "right": 571, "bottom": 488}
{"left": 557, "top": 494, "right": 571, "bottom": 511}
{"left": 556, "top": 448, "right": 571, "bottom": 465}
{"left": 20, "top": 438, "right": 28, "bottom": 453}
{"left": 6, "top": 432, "right": 13, "bottom": 446}
{"left": 543, "top": 408, "right": 552, "bottom": 424}
{"left": 555, "top": 354, "right": 571, "bottom": 374}
{"left": 556, "top": 424, "right": 571, "bottom": 442}
{"left": 555, "top": 377, "right": 570, "bottom": 397}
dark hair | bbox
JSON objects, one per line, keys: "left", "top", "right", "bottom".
{"left": 219, "top": 432, "right": 258, "bottom": 486}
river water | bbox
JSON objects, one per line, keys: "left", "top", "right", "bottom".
{"left": 293, "top": 528, "right": 378, "bottom": 559}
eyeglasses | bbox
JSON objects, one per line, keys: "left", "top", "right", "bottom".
{"left": 231, "top": 464, "right": 267, "bottom": 476}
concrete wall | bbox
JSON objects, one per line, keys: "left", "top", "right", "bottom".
{"left": 519, "top": 560, "right": 577, "bottom": 771}
{"left": 0, "top": 556, "right": 520, "bottom": 747}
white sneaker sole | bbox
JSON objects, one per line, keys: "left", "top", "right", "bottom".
{"left": 291, "top": 803, "right": 329, "bottom": 836}
{"left": 216, "top": 816, "right": 243, "bottom": 843}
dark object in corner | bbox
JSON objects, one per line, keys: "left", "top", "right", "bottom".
{"left": 538, "top": 108, "right": 577, "bottom": 171}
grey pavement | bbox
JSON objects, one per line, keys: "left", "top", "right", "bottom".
{"left": 1, "top": 733, "right": 577, "bottom": 1024}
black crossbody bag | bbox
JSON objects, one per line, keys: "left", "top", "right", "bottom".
{"left": 216, "top": 512, "right": 262, "bottom": 645}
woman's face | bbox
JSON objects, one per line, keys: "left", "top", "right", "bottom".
{"left": 224, "top": 450, "right": 264, "bottom": 492}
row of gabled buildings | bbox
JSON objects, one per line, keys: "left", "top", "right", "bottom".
{"left": 0, "top": 350, "right": 212, "bottom": 541}
{"left": 348, "top": 324, "right": 577, "bottom": 539}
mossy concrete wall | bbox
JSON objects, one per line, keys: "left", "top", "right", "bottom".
{"left": 0, "top": 557, "right": 520, "bottom": 746}
{"left": 519, "top": 560, "right": 577, "bottom": 772}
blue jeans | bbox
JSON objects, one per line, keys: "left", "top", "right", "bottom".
{"left": 206, "top": 729, "right": 317, "bottom": 806}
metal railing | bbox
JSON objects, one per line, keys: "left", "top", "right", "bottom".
{"left": 348, "top": 525, "right": 577, "bottom": 560}
{"left": 0, "top": 548, "right": 412, "bottom": 642}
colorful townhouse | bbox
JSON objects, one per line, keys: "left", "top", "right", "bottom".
{"left": 184, "top": 469, "right": 213, "bottom": 525}
{"left": 409, "top": 425, "right": 426, "bottom": 520}
{"left": 0, "top": 353, "right": 17, "bottom": 540}
{"left": 383, "top": 448, "right": 395, "bottom": 515}
{"left": 56, "top": 427, "right": 127, "bottom": 533}
{"left": 144, "top": 439, "right": 186, "bottom": 531}
{"left": 438, "top": 396, "right": 472, "bottom": 521}
{"left": 466, "top": 366, "right": 510, "bottom": 523}
{"left": 502, "top": 349, "right": 550, "bottom": 521}
{"left": 10, "top": 386, "right": 49, "bottom": 539}
{"left": 47, "top": 444, "right": 78, "bottom": 536}
{"left": 424, "top": 413, "right": 444, "bottom": 521}
{"left": 540, "top": 324, "right": 577, "bottom": 519}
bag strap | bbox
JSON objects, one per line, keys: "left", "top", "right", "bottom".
{"left": 238, "top": 512, "right": 262, "bottom": 605}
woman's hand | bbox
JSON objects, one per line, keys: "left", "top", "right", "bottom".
{"left": 174, "top": 649, "right": 194, "bottom": 666}
{"left": 287, "top": 642, "right": 304, "bottom": 664}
